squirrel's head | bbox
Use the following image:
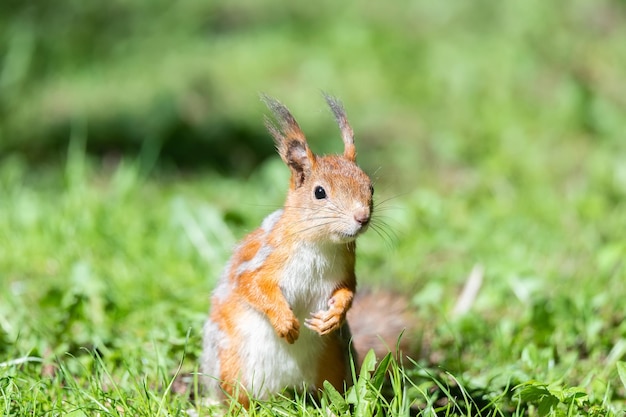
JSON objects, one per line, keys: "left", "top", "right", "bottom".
{"left": 262, "top": 94, "right": 373, "bottom": 244}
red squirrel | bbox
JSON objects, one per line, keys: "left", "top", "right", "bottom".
{"left": 201, "top": 95, "right": 398, "bottom": 407}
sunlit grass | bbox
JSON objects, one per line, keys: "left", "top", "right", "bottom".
{"left": 1, "top": 135, "right": 625, "bottom": 414}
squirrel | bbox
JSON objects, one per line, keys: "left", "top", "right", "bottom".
{"left": 200, "top": 94, "right": 415, "bottom": 407}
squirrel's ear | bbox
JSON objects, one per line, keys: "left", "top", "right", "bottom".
{"left": 262, "top": 94, "right": 316, "bottom": 189}
{"left": 323, "top": 93, "right": 356, "bottom": 162}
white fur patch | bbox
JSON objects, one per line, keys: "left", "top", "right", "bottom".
{"left": 235, "top": 244, "right": 273, "bottom": 276}
{"left": 201, "top": 319, "right": 226, "bottom": 397}
{"left": 280, "top": 241, "right": 347, "bottom": 317}
{"left": 235, "top": 307, "right": 324, "bottom": 398}
{"left": 261, "top": 209, "right": 283, "bottom": 232}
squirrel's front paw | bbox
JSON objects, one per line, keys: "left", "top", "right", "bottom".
{"left": 305, "top": 309, "right": 343, "bottom": 336}
{"left": 273, "top": 314, "right": 300, "bottom": 344}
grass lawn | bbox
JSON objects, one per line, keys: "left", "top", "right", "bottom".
{"left": 2, "top": 0, "right": 626, "bottom": 415}
{"left": 1, "top": 127, "right": 625, "bottom": 415}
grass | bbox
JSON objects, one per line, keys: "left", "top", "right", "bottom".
{"left": 2, "top": 0, "right": 626, "bottom": 415}
{"left": 1, "top": 129, "right": 625, "bottom": 415}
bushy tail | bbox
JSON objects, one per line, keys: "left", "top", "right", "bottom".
{"left": 347, "top": 289, "right": 421, "bottom": 367}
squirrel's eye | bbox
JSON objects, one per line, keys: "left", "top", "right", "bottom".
{"left": 314, "top": 186, "right": 327, "bottom": 200}
{"left": 370, "top": 184, "right": 374, "bottom": 196}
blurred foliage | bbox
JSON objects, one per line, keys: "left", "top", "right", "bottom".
{"left": 1, "top": 0, "right": 625, "bottom": 176}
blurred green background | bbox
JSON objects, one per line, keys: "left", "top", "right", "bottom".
{"left": 1, "top": 0, "right": 626, "bottom": 413}
{"left": 3, "top": 0, "right": 623, "bottom": 178}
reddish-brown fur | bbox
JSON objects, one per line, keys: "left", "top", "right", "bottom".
{"left": 315, "top": 332, "right": 351, "bottom": 391}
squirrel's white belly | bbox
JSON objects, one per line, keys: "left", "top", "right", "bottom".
{"left": 236, "top": 241, "right": 346, "bottom": 397}
{"left": 236, "top": 307, "right": 325, "bottom": 398}
{"left": 280, "top": 241, "right": 348, "bottom": 315}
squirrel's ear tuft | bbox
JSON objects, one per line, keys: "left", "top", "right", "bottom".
{"left": 323, "top": 93, "right": 356, "bottom": 162}
{"left": 262, "top": 94, "right": 316, "bottom": 188}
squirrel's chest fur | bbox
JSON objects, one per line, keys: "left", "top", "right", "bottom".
{"left": 203, "top": 210, "right": 351, "bottom": 398}
{"left": 280, "top": 240, "right": 348, "bottom": 317}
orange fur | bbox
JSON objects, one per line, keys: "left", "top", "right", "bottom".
{"left": 315, "top": 331, "right": 352, "bottom": 392}
{"left": 235, "top": 230, "right": 263, "bottom": 263}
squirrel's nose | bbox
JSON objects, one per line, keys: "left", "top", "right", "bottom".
{"left": 354, "top": 208, "right": 370, "bottom": 226}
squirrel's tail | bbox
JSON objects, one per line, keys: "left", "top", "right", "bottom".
{"left": 347, "top": 289, "right": 421, "bottom": 367}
